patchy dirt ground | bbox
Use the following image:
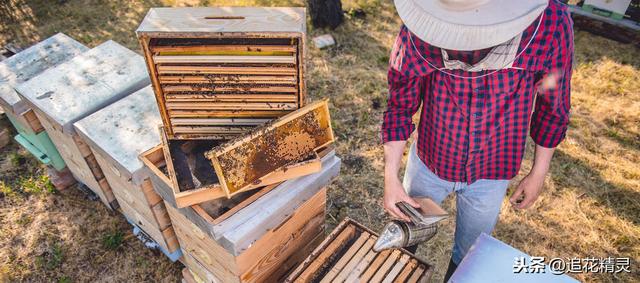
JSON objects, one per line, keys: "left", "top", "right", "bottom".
{"left": 0, "top": 0, "right": 638, "bottom": 282}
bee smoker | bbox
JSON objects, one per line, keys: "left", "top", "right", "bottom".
{"left": 373, "top": 199, "right": 447, "bottom": 252}
{"left": 373, "top": 220, "right": 438, "bottom": 252}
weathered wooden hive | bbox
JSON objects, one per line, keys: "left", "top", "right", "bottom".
{"left": 15, "top": 40, "right": 150, "bottom": 209}
{"left": 286, "top": 218, "right": 434, "bottom": 283}
{"left": 136, "top": 7, "right": 306, "bottom": 140}
{"left": 140, "top": 142, "right": 341, "bottom": 282}
{"left": 0, "top": 33, "right": 88, "bottom": 173}
{"left": 73, "top": 86, "right": 180, "bottom": 259}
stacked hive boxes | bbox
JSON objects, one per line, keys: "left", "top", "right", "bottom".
{"left": 136, "top": 6, "right": 313, "bottom": 203}
{"left": 140, "top": 144, "right": 340, "bottom": 282}
{"left": 15, "top": 40, "right": 150, "bottom": 210}
{"left": 137, "top": 7, "right": 313, "bottom": 208}
{"left": 74, "top": 86, "right": 180, "bottom": 260}
{"left": 136, "top": 7, "right": 344, "bottom": 282}
{"left": 0, "top": 33, "right": 88, "bottom": 188}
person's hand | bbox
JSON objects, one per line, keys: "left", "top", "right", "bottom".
{"left": 383, "top": 176, "right": 420, "bottom": 221}
{"left": 510, "top": 171, "right": 546, "bottom": 209}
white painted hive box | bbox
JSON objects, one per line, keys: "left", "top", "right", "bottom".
{"left": 584, "top": 0, "right": 632, "bottom": 14}
{"left": 15, "top": 40, "right": 150, "bottom": 134}
{"left": 0, "top": 33, "right": 87, "bottom": 115}
{"left": 74, "top": 85, "right": 160, "bottom": 186}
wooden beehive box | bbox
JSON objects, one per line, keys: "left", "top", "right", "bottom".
{"left": 73, "top": 86, "right": 179, "bottom": 257}
{"left": 136, "top": 7, "right": 306, "bottom": 140}
{"left": 154, "top": 100, "right": 333, "bottom": 207}
{"left": 286, "top": 218, "right": 434, "bottom": 283}
{"left": 0, "top": 33, "right": 88, "bottom": 171}
{"left": 15, "top": 40, "right": 150, "bottom": 210}
{"left": 140, "top": 144, "right": 341, "bottom": 282}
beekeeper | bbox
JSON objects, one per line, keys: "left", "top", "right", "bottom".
{"left": 381, "top": 0, "right": 574, "bottom": 281}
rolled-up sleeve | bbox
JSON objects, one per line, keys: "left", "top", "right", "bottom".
{"left": 530, "top": 10, "right": 574, "bottom": 148}
{"left": 382, "top": 27, "right": 424, "bottom": 143}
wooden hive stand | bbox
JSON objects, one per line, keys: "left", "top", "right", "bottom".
{"left": 74, "top": 86, "right": 180, "bottom": 259}
{"left": 15, "top": 40, "right": 150, "bottom": 210}
{"left": 140, "top": 143, "right": 342, "bottom": 282}
{"left": 286, "top": 218, "right": 434, "bottom": 283}
{"left": 136, "top": 7, "right": 307, "bottom": 140}
{"left": 0, "top": 33, "right": 88, "bottom": 175}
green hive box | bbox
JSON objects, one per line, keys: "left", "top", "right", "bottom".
{"left": 0, "top": 33, "right": 88, "bottom": 170}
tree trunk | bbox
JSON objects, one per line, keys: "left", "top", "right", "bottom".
{"left": 307, "top": 0, "right": 344, "bottom": 29}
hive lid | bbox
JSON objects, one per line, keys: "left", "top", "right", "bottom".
{"left": 0, "top": 33, "right": 88, "bottom": 114}
{"left": 15, "top": 40, "right": 150, "bottom": 134}
{"left": 136, "top": 7, "right": 306, "bottom": 36}
{"left": 451, "top": 233, "right": 579, "bottom": 283}
{"left": 74, "top": 85, "right": 160, "bottom": 184}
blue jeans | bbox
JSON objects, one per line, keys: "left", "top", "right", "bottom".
{"left": 403, "top": 143, "right": 509, "bottom": 264}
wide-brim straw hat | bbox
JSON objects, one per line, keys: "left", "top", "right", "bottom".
{"left": 394, "top": 0, "right": 549, "bottom": 51}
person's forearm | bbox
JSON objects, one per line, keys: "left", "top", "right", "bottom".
{"left": 510, "top": 143, "right": 556, "bottom": 209}
{"left": 531, "top": 144, "right": 555, "bottom": 176}
{"left": 383, "top": 140, "right": 419, "bottom": 219}
{"left": 384, "top": 140, "right": 407, "bottom": 181}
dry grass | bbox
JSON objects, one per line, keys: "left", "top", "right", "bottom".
{"left": 0, "top": 143, "right": 181, "bottom": 282}
{"left": 0, "top": 0, "right": 638, "bottom": 282}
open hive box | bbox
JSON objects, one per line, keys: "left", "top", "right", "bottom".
{"left": 136, "top": 7, "right": 306, "bottom": 140}
{"left": 286, "top": 218, "right": 434, "bottom": 283}
{"left": 154, "top": 100, "right": 333, "bottom": 207}
{"left": 139, "top": 136, "right": 342, "bottom": 282}
{"left": 140, "top": 139, "right": 339, "bottom": 239}
{"left": 15, "top": 40, "right": 150, "bottom": 209}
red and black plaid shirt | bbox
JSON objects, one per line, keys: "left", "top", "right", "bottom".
{"left": 382, "top": 0, "right": 574, "bottom": 183}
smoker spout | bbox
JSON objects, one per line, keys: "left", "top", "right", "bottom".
{"left": 373, "top": 221, "right": 406, "bottom": 252}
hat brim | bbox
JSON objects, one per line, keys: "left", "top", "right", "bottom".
{"left": 394, "top": 0, "right": 548, "bottom": 51}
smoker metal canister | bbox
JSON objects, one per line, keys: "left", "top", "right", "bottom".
{"left": 404, "top": 221, "right": 438, "bottom": 247}
{"left": 373, "top": 220, "right": 438, "bottom": 252}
